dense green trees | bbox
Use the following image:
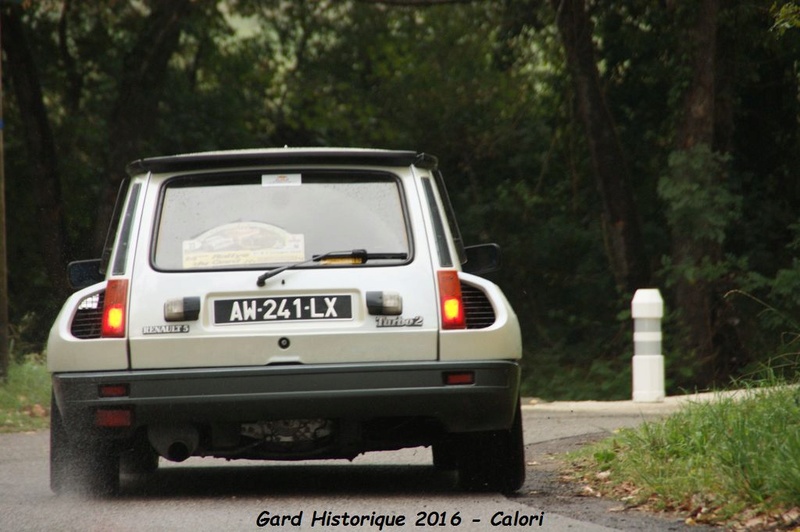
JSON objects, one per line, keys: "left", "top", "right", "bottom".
{"left": 1, "top": 1, "right": 799, "bottom": 398}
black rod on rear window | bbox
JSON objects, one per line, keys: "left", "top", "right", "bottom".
{"left": 255, "top": 250, "right": 408, "bottom": 286}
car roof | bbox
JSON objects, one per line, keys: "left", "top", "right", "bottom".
{"left": 126, "top": 148, "right": 438, "bottom": 176}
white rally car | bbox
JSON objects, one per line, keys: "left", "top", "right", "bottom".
{"left": 47, "top": 148, "right": 524, "bottom": 495}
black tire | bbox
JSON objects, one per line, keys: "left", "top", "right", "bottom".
{"left": 85, "top": 444, "right": 121, "bottom": 496}
{"left": 432, "top": 439, "right": 459, "bottom": 471}
{"left": 456, "top": 401, "right": 526, "bottom": 493}
{"left": 50, "top": 392, "right": 121, "bottom": 496}
{"left": 120, "top": 442, "right": 159, "bottom": 475}
{"left": 49, "top": 393, "right": 73, "bottom": 494}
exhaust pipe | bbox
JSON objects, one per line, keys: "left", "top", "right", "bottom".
{"left": 147, "top": 424, "right": 199, "bottom": 462}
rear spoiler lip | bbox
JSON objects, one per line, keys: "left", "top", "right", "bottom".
{"left": 126, "top": 149, "right": 439, "bottom": 176}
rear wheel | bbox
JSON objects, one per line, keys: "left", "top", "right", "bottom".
{"left": 85, "top": 444, "right": 121, "bottom": 496}
{"left": 120, "top": 439, "right": 159, "bottom": 475}
{"left": 50, "top": 393, "right": 121, "bottom": 496}
{"left": 456, "top": 401, "right": 525, "bottom": 493}
{"left": 432, "top": 439, "right": 459, "bottom": 471}
{"left": 50, "top": 393, "right": 73, "bottom": 494}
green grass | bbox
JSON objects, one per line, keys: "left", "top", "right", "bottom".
{"left": 0, "top": 357, "right": 51, "bottom": 433}
{"left": 568, "top": 381, "right": 800, "bottom": 527}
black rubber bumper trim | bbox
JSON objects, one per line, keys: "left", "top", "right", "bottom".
{"left": 52, "top": 360, "right": 520, "bottom": 434}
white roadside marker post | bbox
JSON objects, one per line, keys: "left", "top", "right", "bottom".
{"left": 631, "top": 289, "right": 665, "bottom": 403}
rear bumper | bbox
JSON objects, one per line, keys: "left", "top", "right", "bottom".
{"left": 52, "top": 360, "right": 520, "bottom": 436}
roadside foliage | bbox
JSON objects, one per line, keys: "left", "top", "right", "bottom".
{"left": 570, "top": 382, "right": 800, "bottom": 527}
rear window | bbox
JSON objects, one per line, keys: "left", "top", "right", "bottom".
{"left": 153, "top": 171, "right": 410, "bottom": 271}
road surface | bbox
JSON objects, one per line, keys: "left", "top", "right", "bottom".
{"left": 0, "top": 397, "right": 714, "bottom": 531}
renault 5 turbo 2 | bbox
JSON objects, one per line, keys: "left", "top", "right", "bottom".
{"left": 47, "top": 148, "right": 524, "bottom": 495}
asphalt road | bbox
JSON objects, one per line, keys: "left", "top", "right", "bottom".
{"left": 0, "top": 397, "right": 716, "bottom": 532}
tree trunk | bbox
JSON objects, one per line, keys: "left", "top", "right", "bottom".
{"left": 676, "top": 1, "right": 718, "bottom": 151}
{"left": 670, "top": 0, "right": 723, "bottom": 383}
{"left": 93, "top": 0, "right": 196, "bottom": 253}
{"left": 549, "top": 0, "right": 650, "bottom": 293}
{"left": 1, "top": 8, "right": 69, "bottom": 299}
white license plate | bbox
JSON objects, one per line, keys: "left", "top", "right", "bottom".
{"left": 214, "top": 295, "right": 352, "bottom": 324}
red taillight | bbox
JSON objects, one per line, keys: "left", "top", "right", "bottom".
{"left": 437, "top": 270, "right": 466, "bottom": 330}
{"left": 101, "top": 279, "right": 128, "bottom": 338}
{"left": 443, "top": 371, "right": 475, "bottom": 385}
{"left": 95, "top": 408, "right": 133, "bottom": 428}
{"left": 99, "top": 384, "right": 129, "bottom": 398}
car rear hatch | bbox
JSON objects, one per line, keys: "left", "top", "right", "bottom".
{"left": 126, "top": 166, "right": 439, "bottom": 369}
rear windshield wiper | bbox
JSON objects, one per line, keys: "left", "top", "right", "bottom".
{"left": 256, "top": 249, "right": 407, "bottom": 286}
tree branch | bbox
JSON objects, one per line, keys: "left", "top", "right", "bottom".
{"left": 58, "top": 0, "right": 82, "bottom": 113}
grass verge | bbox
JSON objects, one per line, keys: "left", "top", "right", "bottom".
{"left": 566, "top": 381, "right": 800, "bottom": 529}
{"left": 0, "top": 357, "right": 51, "bottom": 433}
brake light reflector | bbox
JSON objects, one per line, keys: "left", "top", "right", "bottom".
{"left": 101, "top": 279, "right": 128, "bottom": 337}
{"left": 437, "top": 270, "right": 466, "bottom": 329}
{"left": 99, "top": 384, "right": 129, "bottom": 398}
{"left": 95, "top": 408, "right": 132, "bottom": 428}
{"left": 443, "top": 371, "right": 475, "bottom": 385}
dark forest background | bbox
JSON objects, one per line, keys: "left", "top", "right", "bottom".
{"left": 2, "top": 0, "right": 800, "bottom": 399}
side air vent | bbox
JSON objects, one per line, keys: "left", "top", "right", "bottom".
{"left": 460, "top": 283, "right": 495, "bottom": 329}
{"left": 70, "top": 291, "right": 105, "bottom": 339}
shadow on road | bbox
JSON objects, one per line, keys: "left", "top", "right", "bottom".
{"left": 120, "top": 463, "right": 463, "bottom": 499}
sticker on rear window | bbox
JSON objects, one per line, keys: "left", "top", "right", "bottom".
{"left": 262, "top": 173, "right": 302, "bottom": 187}
{"left": 182, "top": 222, "right": 305, "bottom": 268}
